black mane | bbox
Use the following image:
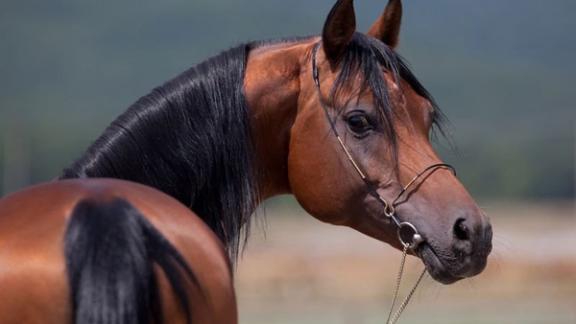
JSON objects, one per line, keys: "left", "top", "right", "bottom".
{"left": 61, "top": 44, "right": 257, "bottom": 261}
{"left": 61, "top": 34, "right": 442, "bottom": 262}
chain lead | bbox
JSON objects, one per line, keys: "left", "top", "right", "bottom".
{"left": 385, "top": 245, "right": 409, "bottom": 323}
{"left": 385, "top": 245, "right": 427, "bottom": 324}
{"left": 388, "top": 269, "right": 427, "bottom": 324}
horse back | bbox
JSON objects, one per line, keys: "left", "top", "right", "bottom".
{"left": 0, "top": 179, "right": 237, "bottom": 324}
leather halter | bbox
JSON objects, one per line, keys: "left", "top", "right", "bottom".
{"left": 311, "top": 43, "right": 456, "bottom": 249}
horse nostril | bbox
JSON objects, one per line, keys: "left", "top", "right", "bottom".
{"left": 453, "top": 218, "right": 470, "bottom": 241}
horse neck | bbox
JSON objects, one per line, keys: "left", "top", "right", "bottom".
{"left": 245, "top": 39, "right": 316, "bottom": 200}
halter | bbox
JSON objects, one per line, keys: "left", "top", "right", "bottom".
{"left": 311, "top": 43, "right": 455, "bottom": 249}
{"left": 311, "top": 42, "right": 456, "bottom": 323}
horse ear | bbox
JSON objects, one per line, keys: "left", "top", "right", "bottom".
{"left": 322, "top": 0, "right": 356, "bottom": 63}
{"left": 367, "top": 0, "right": 403, "bottom": 48}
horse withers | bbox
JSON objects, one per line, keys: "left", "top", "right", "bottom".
{"left": 0, "top": 0, "right": 492, "bottom": 323}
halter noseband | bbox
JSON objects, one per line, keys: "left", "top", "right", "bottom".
{"left": 311, "top": 43, "right": 456, "bottom": 250}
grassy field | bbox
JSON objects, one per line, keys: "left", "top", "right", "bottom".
{"left": 235, "top": 200, "right": 575, "bottom": 324}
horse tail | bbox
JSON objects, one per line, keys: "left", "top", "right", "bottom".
{"left": 64, "top": 197, "right": 198, "bottom": 324}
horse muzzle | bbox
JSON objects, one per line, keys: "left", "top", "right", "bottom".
{"left": 416, "top": 220, "right": 493, "bottom": 284}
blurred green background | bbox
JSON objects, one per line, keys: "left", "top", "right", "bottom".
{"left": 1, "top": 1, "right": 575, "bottom": 323}
{"left": 0, "top": 0, "right": 574, "bottom": 200}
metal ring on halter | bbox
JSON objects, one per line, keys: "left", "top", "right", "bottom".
{"left": 397, "top": 222, "right": 424, "bottom": 249}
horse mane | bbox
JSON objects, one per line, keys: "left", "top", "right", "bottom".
{"left": 61, "top": 43, "right": 257, "bottom": 261}
{"left": 60, "top": 34, "right": 443, "bottom": 262}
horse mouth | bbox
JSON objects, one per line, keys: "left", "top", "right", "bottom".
{"left": 416, "top": 243, "right": 464, "bottom": 285}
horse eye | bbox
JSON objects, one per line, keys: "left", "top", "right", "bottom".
{"left": 346, "top": 113, "right": 373, "bottom": 135}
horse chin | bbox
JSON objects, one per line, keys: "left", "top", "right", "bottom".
{"left": 416, "top": 243, "right": 464, "bottom": 285}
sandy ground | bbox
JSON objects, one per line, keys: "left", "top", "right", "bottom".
{"left": 235, "top": 200, "right": 576, "bottom": 324}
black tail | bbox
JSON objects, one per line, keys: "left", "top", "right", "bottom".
{"left": 65, "top": 198, "right": 199, "bottom": 324}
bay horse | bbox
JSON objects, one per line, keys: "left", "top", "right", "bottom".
{"left": 0, "top": 0, "right": 492, "bottom": 323}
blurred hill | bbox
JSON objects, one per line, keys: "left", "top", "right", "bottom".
{"left": 1, "top": 0, "right": 574, "bottom": 200}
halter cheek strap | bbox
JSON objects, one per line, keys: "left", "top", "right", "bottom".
{"left": 311, "top": 43, "right": 455, "bottom": 249}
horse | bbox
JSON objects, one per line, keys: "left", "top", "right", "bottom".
{"left": 0, "top": 0, "right": 493, "bottom": 323}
